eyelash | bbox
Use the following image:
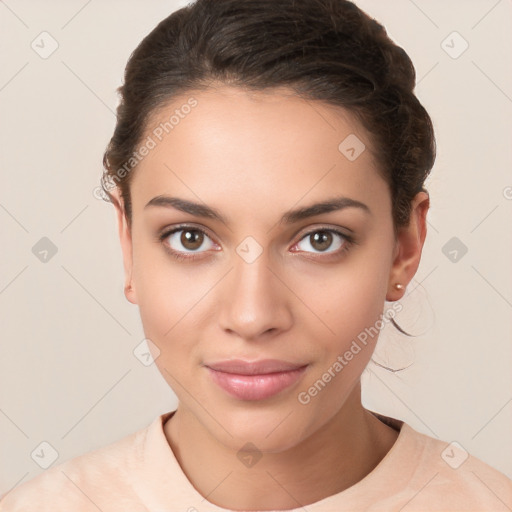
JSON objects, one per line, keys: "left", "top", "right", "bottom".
{"left": 158, "top": 224, "right": 355, "bottom": 262}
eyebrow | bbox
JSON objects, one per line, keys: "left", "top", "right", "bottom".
{"left": 144, "top": 195, "right": 371, "bottom": 225}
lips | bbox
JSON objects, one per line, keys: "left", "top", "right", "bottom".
{"left": 204, "top": 359, "right": 308, "bottom": 401}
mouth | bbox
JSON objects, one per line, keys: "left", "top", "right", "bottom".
{"left": 204, "top": 359, "right": 309, "bottom": 401}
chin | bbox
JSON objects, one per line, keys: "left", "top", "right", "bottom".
{"left": 203, "top": 396, "right": 313, "bottom": 452}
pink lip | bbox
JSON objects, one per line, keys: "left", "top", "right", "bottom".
{"left": 205, "top": 359, "right": 308, "bottom": 401}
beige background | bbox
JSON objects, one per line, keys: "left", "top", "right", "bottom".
{"left": 0, "top": 0, "right": 511, "bottom": 494}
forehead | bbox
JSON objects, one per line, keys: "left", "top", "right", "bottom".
{"left": 130, "top": 86, "right": 389, "bottom": 220}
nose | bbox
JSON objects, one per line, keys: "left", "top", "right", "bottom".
{"left": 217, "top": 248, "right": 293, "bottom": 341}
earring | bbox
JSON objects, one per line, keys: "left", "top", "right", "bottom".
{"left": 394, "top": 283, "right": 404, "bottom": 290}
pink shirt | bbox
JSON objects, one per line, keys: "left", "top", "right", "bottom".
{"left": 1, "top": 410, "right": 511, "bottom": 511}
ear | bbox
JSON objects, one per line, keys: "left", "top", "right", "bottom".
{"left": 110, "top": 188, "right": 138, "bottom": 305}
{"left": 386, "top": 191, "right": 430, "bottom": 301}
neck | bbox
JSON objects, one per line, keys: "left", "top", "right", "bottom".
{"left": 164, "top": 382, "right": 399, "bottom": 510}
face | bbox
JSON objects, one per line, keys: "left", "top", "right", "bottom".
{"left": 115, "top": 85, "right": 420, "bottom": 452}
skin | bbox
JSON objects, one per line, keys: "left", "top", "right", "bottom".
{"left": 111, "top": 85, "right": 429, "bottom": 510}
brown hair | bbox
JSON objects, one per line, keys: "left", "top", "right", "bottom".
{"left": 101, "top": 0, "right": 435, "bottom": 236}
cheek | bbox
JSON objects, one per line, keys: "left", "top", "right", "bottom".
{"left": 135, "top": 271, "right": 200, "bottom": 339}
{"left": 131, "top": 243, "right": 217, "bottom": 362}
{"left": 302, "top": 245, "right": 392, "bottom": 359}
{"left": 131, "top": 241, "right": 185, "bottom": 337}
{"left": 306, "top": 283, "right": 385, "bottom": 370}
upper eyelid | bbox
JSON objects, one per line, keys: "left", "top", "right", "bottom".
{"left": 297, "top": 225, "right": 351, "bottom": 239}
{"left": 160, "top": 223, "right": 351, "bottom": 240}
{"left": 160, "top": 223, "right": 215, "bottom": 240}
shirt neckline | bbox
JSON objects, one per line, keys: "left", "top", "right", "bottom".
{"left": 138, "top": 409, "right": 417, "bottom": 510}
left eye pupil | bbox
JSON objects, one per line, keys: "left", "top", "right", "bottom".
{"left": 311, "top": 231, "right": 332, "bottom": 252}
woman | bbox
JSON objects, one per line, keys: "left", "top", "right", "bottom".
{"left": 2, "top": 0, "right": 511, "bottom": 510}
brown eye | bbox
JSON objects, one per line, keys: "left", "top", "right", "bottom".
{"left": 310, "top": 231, "right": 332, "bottom": 252}
{"left": 295, "top": 229, "right": 346, "bottom": 254}
{"left": 163, "top": 227, "right": 215, "bottom": 254}
{"left": 180, "top": 229, "right": 204, "bottom": 250}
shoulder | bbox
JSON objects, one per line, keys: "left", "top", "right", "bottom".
{"left": 399, "top": 423, "right": 512, "bottom": 510}
{"left": 0, "top": 420, "right": 152, "bottom": 511}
